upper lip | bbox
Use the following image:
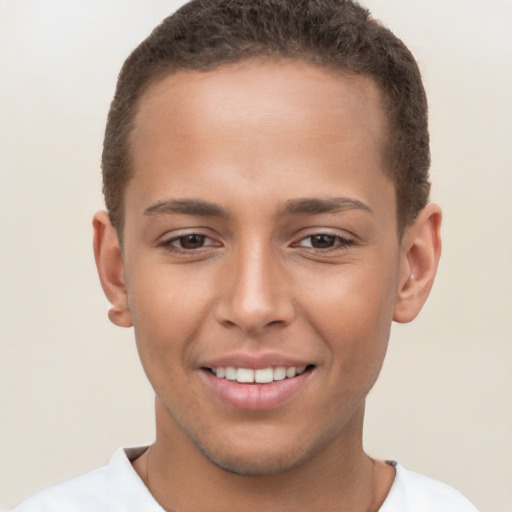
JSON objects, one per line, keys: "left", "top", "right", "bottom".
{"left": 200, "top": 352, "right": 314, "bottom": 370}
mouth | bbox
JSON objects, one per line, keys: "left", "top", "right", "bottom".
{"left": 200, "top": 364, "right": 315, "bottom": 410}
{"left": 206, "top": 365, "right": 313, "bottom": 383}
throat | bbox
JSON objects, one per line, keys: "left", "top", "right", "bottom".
{"left": 136, "top": 433, "right": 394, "bottom": 512}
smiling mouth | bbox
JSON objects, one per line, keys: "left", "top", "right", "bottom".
{"left": 206, "top": 365, "right": 314, "bottom": 384}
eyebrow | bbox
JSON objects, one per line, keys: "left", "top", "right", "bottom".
{"left": 144, "top": 199, "right": 228, "bottom": 217}
{"left": 143, "top": 196, "right": 372, "bottom": 219}
{"left": 282, "top": 197, "right": 373, "bottom": 216}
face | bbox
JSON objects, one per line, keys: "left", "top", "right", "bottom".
{"left": 119, "top": 61, "right": 406, "bottom": 475}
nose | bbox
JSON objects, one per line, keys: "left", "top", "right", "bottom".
{"left": 214, "top": 241, "right": 295, "bottom": 334}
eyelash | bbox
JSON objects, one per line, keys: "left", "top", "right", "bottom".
{"left": 160, "top": 233, "right": 218, "bottom": 253}
{"left": 159, "top": 232, "right": 355, "bottom": 254}
{"left": 293, "top": 233, "right": 355, "bottom": 252}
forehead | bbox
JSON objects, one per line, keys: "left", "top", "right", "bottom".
{"left": 126, "top": 60, "right": 392, "bottom": 218}
{"left": 137, "top": 59, "right": 385, "bottom": 119}
{"left": 132, "top": 60, "right": 386, "bottom": 161}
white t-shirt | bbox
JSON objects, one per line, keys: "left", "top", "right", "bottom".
{"left": 10, "top": 447, "right": 479, "bottom": 512}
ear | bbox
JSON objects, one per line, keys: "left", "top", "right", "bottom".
{"left": 93, "top": 211, "right": 133, "bottom": 327}
{"left": 393, "top": 203, "right": 442, "bottom": 324}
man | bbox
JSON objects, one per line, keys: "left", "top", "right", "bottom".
{"left": 11, "top": 0, "right": 478, "bottom": 510}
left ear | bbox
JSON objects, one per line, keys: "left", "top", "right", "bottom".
{"left": 393, "top": 203, "right": 442, "bottom": 323}
{"left": 93, "top": 210, "right": 133, "bottom": 328}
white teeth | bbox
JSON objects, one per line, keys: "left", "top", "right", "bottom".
{"left": 236, "top": 368, "right": 254, "bottom": 383}
{"left": 286, "top": 367, "right": 296, "bottom": 378}
{"left": 211, "top": 365, "right": 309, "bottom": 383}
{"left": 225, "top": 367, "right": 237, "bottom": 380}
{"left": 255, "top": 368, "right": 273, "bottom": 383}
{"left": 273, "top": 367, "right": 287, "bottom": 380}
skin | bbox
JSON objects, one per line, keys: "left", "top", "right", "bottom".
{"left": 94, "top": 60, "right": 441, "bottom": 511}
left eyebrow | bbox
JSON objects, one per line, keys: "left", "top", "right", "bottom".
{"left": 282, "top": 197, "right": 373, "bottom": 216}
{"left": 144, "top": 198, "right": 229, "bottom": 218}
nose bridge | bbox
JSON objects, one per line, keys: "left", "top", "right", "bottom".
{"left": 216, "top": 235, "right": 293, "bottom": 333}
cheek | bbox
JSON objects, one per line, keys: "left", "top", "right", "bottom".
{"left": 126, "top": 267, "right": 212, "bottom": 373}
{"left": 300, "top": 262, "right": 397, "bottom": 367}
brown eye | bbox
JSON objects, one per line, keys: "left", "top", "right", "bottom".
{"left": 295, "top": 233, "right": 354, "bottom": 251}
{"left": 309, "top": 234, "right": 336, "bottom": 248}
{"left": 161, "top": 233, "right": 221, "bottom": 254}
{"left": 178, "top": 234, "right": 206, "bottom": 249}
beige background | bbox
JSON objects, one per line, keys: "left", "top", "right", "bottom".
{"left": 1, "top": 1, "right": 511, "bottom": 511}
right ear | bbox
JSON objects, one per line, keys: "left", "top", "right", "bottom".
{"left": 92, "top": 211, "right": 133, "bottom": 327}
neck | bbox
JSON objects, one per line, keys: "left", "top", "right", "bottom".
{"left": 133, "top": 400, "right": 394, "bottom": 512}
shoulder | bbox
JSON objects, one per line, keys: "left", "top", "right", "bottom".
{"left": 380, "top": 462, "right": 479, "bottom": 512}
{"left": 9, "top": 464, "right": 113, "bottom": 512}
{"left": 9, "top": 447, "right": 163, "bottom": 512}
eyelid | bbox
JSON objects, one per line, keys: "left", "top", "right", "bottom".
{"left": 291, "top": 229, "right": 355, "bottom": 251}
{"left": 158, "top": 229, "right": 223, "bottom": 251}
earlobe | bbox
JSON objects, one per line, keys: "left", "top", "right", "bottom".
{"left": 393, "top": 203, "right": 442, "bottom": 324}
{"left": 92, "top": 211, "right": 133, "bottom": 328}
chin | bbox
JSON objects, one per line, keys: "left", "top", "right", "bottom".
{"left": 197, "top": 442, "right": 310, "bottom": 476}
{"left": 186, "top": 421, "right": 325, "bottom": 477}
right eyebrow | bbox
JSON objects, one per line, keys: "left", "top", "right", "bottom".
{"left": 143, "top": 198, "right": 229, "bottom": 218}
{"left": 282, "top": 197, "right": 373, "bottom": 216}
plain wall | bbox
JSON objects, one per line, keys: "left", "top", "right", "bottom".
{"left": 1, "top": 1, "right": 511, "bottom": 511}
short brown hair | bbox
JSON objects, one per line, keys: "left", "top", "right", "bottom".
{"left": 102, "top": 0, "right": 430, "bottom": 236}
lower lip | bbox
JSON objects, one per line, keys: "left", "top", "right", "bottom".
{"left": 201, "top": 369, "right": 312, "bottom": 411}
